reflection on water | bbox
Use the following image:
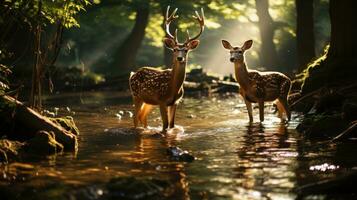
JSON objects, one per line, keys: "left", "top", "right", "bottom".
{"left": 1, "top": 92, "right": 356, "bottom": 200}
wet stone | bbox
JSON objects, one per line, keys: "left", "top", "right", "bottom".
{"left": 0, "top": 139, "right": 24, "bottom": 163}
{"left": 106, "top": 176, "right": 171, "bottom": 199}
{"left": 24, "top": 131, "right": 64, "bottom": 154}
{"left": 166, "top": 146, "right": 195, "bottom": 162}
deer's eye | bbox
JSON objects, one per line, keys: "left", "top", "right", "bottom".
{"left": 238, "top": 50, "right": 243, "bottom": 54}
{"left": 174, "top": 49, "right": 178, "bottom": 52}
{"left": 184, "top": 49, "right": 188, "bottom": 53}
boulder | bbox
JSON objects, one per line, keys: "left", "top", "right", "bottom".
{"left": 166, "top": 146, "right": 195, "bottom": 162}
{"left": 1, "top": 95, "right": 78, "bottom": 151}
{"left": 24, "top": 131, "right": 64, "bottom": 154}
{"left": 50, "top": 116, "right": 80, "bottom": 135}
{"left": 0, "top": 139, "right": 24, "bottom": 163}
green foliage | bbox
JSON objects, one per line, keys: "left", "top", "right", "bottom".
{"left": 298, "top": 44, "right": 329, "bottom": 90}
{"left": 1, "top": 0, "right": 90, "bottom": 28}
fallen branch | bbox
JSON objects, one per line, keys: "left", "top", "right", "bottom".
{"left": 331, "top": 120, "right": 357, "bottom": 142}
{"left": 289, "top": 89, "right": 322, "bottom": 109}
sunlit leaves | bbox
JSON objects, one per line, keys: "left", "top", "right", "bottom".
{"left": 145, "top": 13, "right": 165, "bottom": 47}
{"left": 3, "top": 0, "right": 90, "bottom": 29}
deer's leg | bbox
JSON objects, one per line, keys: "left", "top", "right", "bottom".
{"left": 258, "top": 100, "right": 264, "bottom": 122}
{"left": 139, "top": 103, "right": 153, "bottom": 128}
{"left": 159, "top": 104, "right": 169, "bottom": 132}
{"left": 133, "top": 98, "right": 144, "bottom": 128}
{"left": 244, "top": 98, "right": 253, "bottom": 122}
{"left": 279, "top": 97, "right": 291, "bottom": 121}
{"left": 168, "top": 104, "right": 177, "bottom": 128}
{"left": 276, "top": 100, "right": 284, "bottom": 120}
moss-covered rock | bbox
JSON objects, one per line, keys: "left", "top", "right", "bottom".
{"left": 50, "top": 116, "right": 80, "bottom": 135}
{"left": 0, "top": 139, "right": 24, "bottom": 163}
{"left": 24, "top": 131, "right": 64, "bottom": 154}
{"left": 1, "top": 95, "right": 78, "bottom": 151}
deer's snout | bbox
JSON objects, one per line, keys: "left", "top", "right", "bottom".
{"left": 230, "top": 57, "right": 235, "bottom": 62}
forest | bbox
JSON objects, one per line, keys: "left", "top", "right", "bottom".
{"left": 1, "top": 0, "right": 357, "bottom": 199}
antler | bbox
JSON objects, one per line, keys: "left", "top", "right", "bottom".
{"left": 165, "top": 6, "right": 179, "bottom": 43}
{"left": 185, "top": 8, "right": 205, "bottom": 43}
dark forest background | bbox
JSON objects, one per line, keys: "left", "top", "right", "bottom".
{"left": 1, "top": 0, "right": 356, "bottom": 108}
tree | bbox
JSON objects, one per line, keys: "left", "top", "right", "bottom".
{"left": 296, "top": 0, "right": 315, "bottom": 72}
{"left": 255, "top": 0, "right": 279, "bottom": 70}
{"left": 301, "top": 0, "right": 357, "bottom": 94}
{"left": 112, "top": 1, "right": 150, "bottom": 74}
{"left": 0, "top": 0, "right": 90, "bottom": 109}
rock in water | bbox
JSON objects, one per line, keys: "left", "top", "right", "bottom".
{"left": 0, "top": 139, "right": 24, "bottom": 163}
{"left": 166, "top": 146, "right": 195, "bottom": 162}
{"left": 106, "top": 177, "right": 171, "bottom": 199}
{"left": 50, "top": 116, "right": 80, "bottom": 135}
{"left": 24, "top": 131, "right": 64, "bottom": 154}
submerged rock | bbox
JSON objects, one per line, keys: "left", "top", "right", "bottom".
{"left": 24, "top": 131, "right": 64, "bottom": 154}
{"left": 166, "top": 146, "right": 195, "bottom": 162}
{"left": 106, "top": 176, "right": 171, "bottom": 199}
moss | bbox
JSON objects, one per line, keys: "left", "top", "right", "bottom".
{"left": 0, "top": 139, "right": 24, "bottom": 163}
{"left": 49, "top": 116, "right": 80, "bottom": 135}
{"left": 24, "top": 131, "right": 64, "bottom": 154}
{"left": 299, "top": 45, "right": 329, "bottom": 94}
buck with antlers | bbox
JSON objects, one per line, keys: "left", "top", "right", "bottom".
{"left": 129, "top": 6, "right": 204, "bottom": 132}
{"left": 222, "top": 39, "right": 291, "bottom": 122}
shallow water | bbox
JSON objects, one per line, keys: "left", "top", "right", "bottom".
{"left": 1, "top": 92, "right": 357, "bottom": 200}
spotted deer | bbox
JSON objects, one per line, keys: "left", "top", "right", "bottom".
{"left": 129, "top": 6, "right": 204, "bottom": 132}
{"left": 221, "top": 39, "right": 291, "bottom": 122}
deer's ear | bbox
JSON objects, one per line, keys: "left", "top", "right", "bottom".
{"left": 187, "top": 40, "right": 200, "bottom": 50}
{"left": 222, "top": 40, "right": 233, "bottom": 50}
{"left": 163, "top": 37, "right": 176, "bottom": 50}
{"left": 242, "top": 40, "right": 253, "bottom": 50}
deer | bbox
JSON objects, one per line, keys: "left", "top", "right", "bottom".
{"left": 129, "top": 6, "right": 204, "bottom": 132}
{"left": 221, "top": 39, "right": 291, "bottom": 122}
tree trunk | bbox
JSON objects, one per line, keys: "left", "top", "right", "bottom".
{"left": 301, "top": 0, "right": 357, "bottom": 94}
{"left": 325, "top": 0, "right": 357, "bottom": 84}
{"left": 255, "top": 0, "right": 279, "bottom": 70}
{"left": 113, "top": 4, "right": 149, "bottom": 75}
{"left": 296, "top": 0, "right": 315, "bottom": 72}
{"left": 328, "top": 0, "right": 357, "bottom": 59}
{"left": 30, "top": 0, "right": 42, "bottom": 109}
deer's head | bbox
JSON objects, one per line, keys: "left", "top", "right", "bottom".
{"left": 163, "top": 6, "right": 204, "bottom": 64}
{"left": 221, "top": 40, "right": 253, "bottom": 63}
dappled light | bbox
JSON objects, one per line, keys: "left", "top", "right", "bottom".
{"left": 1, "top": 0, "right": 357, "bottom": 199}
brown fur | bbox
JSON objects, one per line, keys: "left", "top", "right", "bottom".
{"left": 129, "top": 6, "right": 204, "bottom": 132}
{"left": 222, "top": 39, "right": 291, "bottom": 122}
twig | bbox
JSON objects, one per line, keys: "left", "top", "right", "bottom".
{"left": 289, "top": 88, "right": 322, "bottom": 109}
{"left": 331, "top": 120, "right": 357, "bottom": 142}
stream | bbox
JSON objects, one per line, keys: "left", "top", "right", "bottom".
{"left": 1, "top": 92, "right": 356, "bottom": 200}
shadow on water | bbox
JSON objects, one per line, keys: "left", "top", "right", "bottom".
{"left": 1, "top": 92, "right": 357, "bottom": 199}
